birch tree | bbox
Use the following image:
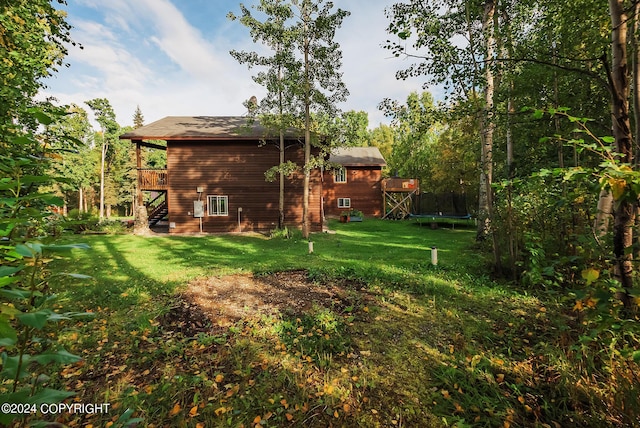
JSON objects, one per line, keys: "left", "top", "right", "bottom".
{"left": 230, "top": 0, "right": 350, "bottom": 237}
{"left": 607, "top": 0, "right": 635, "bottom": 309}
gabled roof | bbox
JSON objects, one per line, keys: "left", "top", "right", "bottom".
{"left": 119, "top": 116, "right": 305, "bottom": 141}
{"left": 329, "top": 147, "right": 386, "bottom": 167}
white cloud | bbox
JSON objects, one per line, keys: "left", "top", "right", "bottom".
{"left": 43, "top": 0, "right": 432, "bottom": 129}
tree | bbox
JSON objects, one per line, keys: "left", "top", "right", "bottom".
{"left": 368, "top": 124, "right": 395, "bottom": 172}
{"left": 0, "top": 0, "right": 74, "bottom": 126}
{"left": 46, "top": 104, "right": 94, "bottom": 213}
{"left": 230, "top": 0, "right": 300, "bottom": 229}
{"left": 607, "top": 0, "right": 635, "bottom": 310}
{"left": 133, "top": 105, "right": 145, "bottom": 129}
{"left": 85, "top": 98, "right": 119, "bottom": 220}
{"left": 384, "top": 0, "right": 500, "bottom": 242}
{"left": 230, "top": 0, "right": 350, "bottom": 237}
{"left": 381, "top": 91, "right": 440, "bottom": 181}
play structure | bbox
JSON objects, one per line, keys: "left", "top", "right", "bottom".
{"left": 382, "top": 178, "right": 471, "bottom": 222}
{"left": 382, "top": 178, "right": 420, "bottom": 219}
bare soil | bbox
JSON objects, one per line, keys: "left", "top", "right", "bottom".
{"left": 158, "top": 270, "right": 361, "bottom": 337}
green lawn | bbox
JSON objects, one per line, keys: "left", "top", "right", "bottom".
{"left": 22, "top": 219, "right": 635, "bottom": 427}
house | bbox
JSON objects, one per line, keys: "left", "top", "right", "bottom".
{"left": 119, "top": 116, "right": 323, "bottom": 234}
{"left": 323, "top": 147, "right": 386, "bottom": 218}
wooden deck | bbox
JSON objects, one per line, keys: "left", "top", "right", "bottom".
{"left": 139, "top": 169, "right": 168, "bottom": 191}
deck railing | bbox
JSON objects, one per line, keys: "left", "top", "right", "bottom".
{"left": 138, "top": 169, "right": 168, "bottom": 190}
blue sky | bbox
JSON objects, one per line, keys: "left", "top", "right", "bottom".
{"left": 41, "top": 0, "right": 433, "bottom": 129}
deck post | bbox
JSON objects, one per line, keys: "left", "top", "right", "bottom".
{"left": 135, "top": 140, "right": 143, "bottom": 208}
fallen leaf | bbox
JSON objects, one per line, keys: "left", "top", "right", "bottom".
{"left": 496, "top": 373, "right": 505, "bottom": 383}
{"left": 253, "top": 415, "right": 261, "bottom": 424}
{"left": 189, "top": 405, "right": 198, "bottom": 417}
{"left": 285, "top": 413, "right": 294, "bottom": 421}
{"left": 169, "top": 403, "right": 181, "bottom": 416}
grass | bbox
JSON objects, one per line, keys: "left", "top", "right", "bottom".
{"left": 17, "top": 219, "right": 638, "bottom": 427}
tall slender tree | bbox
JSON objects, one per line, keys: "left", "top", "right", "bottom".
{"left": 230, "top": 0, "right": 349, "bottom": 237}
{"left": 230, "top": 0, "right": 300, "bottom": 229}
{"left": 85, "top": 98, "right": 119, "bottom": 220}
{"left": 608, "top": 0, "right": 635, "bottom": 310}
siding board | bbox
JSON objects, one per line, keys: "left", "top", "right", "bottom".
{"left": 323, "top": 166, "right": 384, "bottom": 217}
{"left": 167, "top": 140, "right": 322, "bottom": 233}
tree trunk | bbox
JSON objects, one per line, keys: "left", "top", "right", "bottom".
{"left": 608, "top": 0, "right": 635, "bottom": 310}
{"left": 594, "top": 187, "right": 613, "bottom": 237}
{"left": 302, "top": 7, "right": 311, "bottom": 239}
{"left": 133, "top": 205, "right": 151, "bottom": 235}
{"left": 477, "top": 0, "right": 499, "bottom": 271}
{"left": 279, "top": 130, "right": 285, "bottom": 229}
{"left": 99, "top": 139, "right": 107, "bottom": 221}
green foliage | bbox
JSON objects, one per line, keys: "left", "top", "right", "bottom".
{"left": 0, "top": 0, "right": 74, "bottom": 124}
{"left": 0, "top": 109, "right": 92, "bottom": 426}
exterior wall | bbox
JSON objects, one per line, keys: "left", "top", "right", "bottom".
{"left": 166, "top": 140, "right": 323, "bottom": 233}
{"left": 323, "top": 166, "right": 384, "bottom": 218}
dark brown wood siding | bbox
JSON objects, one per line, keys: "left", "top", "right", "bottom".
{"left": 167, "top": 140, "right": 323, "bottom": 233}
{"left": 323, "top": 166, "right": 384, "bottom": 217}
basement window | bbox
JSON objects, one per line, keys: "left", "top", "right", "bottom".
{"left": 337, "top": 198, "right": 351, "bottom": 208}
{"left": 334, "top": 168, "right": 347, "bottom": 183}
{"left": 207, "top": 195, "right": 229, "bottom": 216}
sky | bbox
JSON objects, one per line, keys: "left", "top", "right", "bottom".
{"left": 41, "top": 0, "right": 433, "bottom": 130}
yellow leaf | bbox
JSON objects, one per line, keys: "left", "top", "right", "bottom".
{"left": 334, "top": 410, "right": 339, "bottom": 418}
{"left": 169, "top": 403, "right": 181, "bottom": 416}
{"left": 215, "top": 374, "right": 224, "bottom": 383}
{"left": 285, "top": 413, "right": 294, "bottom": 421}
{"left": 281, "top": 399, "right": 289, "bottom": 409}
{"left": 517, "top": 396, "right": 525, "bottom": 404}
{"left": 214, "top": 407, "right": 226, "bottom": 416}
{"left": 573, "top": 300, "right": 584, "bottom": 312}
{"left": 581, "top": 268, "right": 600, "bottom": 285}
{"left": 189, "top": 406, "right": 198, "bottom": 417}
{"left": 496, "top": 373, "right": 505, "bottom": 383}
{"left": 105, "top": 423, "right": 113, "bottom": 428}
{"left": 609, "top": 178, "right": 626, "bottom": 200}
{"left": 196, "top": 424, "right": 205, "bottom": 428}
{"left": 454, "top": 402, "right": 464, "bottom": 413}
{"left": 441, "top": 390, "right": 451, "bottom": 399}
{"left": 253, "top": 415, "right": 261, "bottom": 424}
{"left": 586, "top": 297, "right": 598, "bottom": 308}
{"left": 343, "top": 403, "right": 351, "bottom": 413}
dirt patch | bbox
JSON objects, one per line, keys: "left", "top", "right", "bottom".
{"left": 160, "top": 270, "right": 352, "bottom": 335}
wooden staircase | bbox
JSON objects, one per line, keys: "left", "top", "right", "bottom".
{"left": 148, "top": 200, "right": 168, "bottom": 226}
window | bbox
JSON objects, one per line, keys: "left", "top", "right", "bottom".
{"left": 207, "top": 195, "right": 229, "bottom": 216}
{"left": 337, "top": 198, "right": 351, "bottom": 208}
{"left": 334, "top": 168, "right": 347, "bottom": 183}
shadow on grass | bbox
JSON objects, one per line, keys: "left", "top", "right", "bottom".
{"left": 44, "top": 220, "right": 604, "bottom": 427}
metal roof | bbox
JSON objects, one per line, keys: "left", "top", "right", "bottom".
{"left": 119, "top": 116, "right": 305, "bottom": 141}
{"left": 329, "top": 147, "right": 386, "bottom": 167}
